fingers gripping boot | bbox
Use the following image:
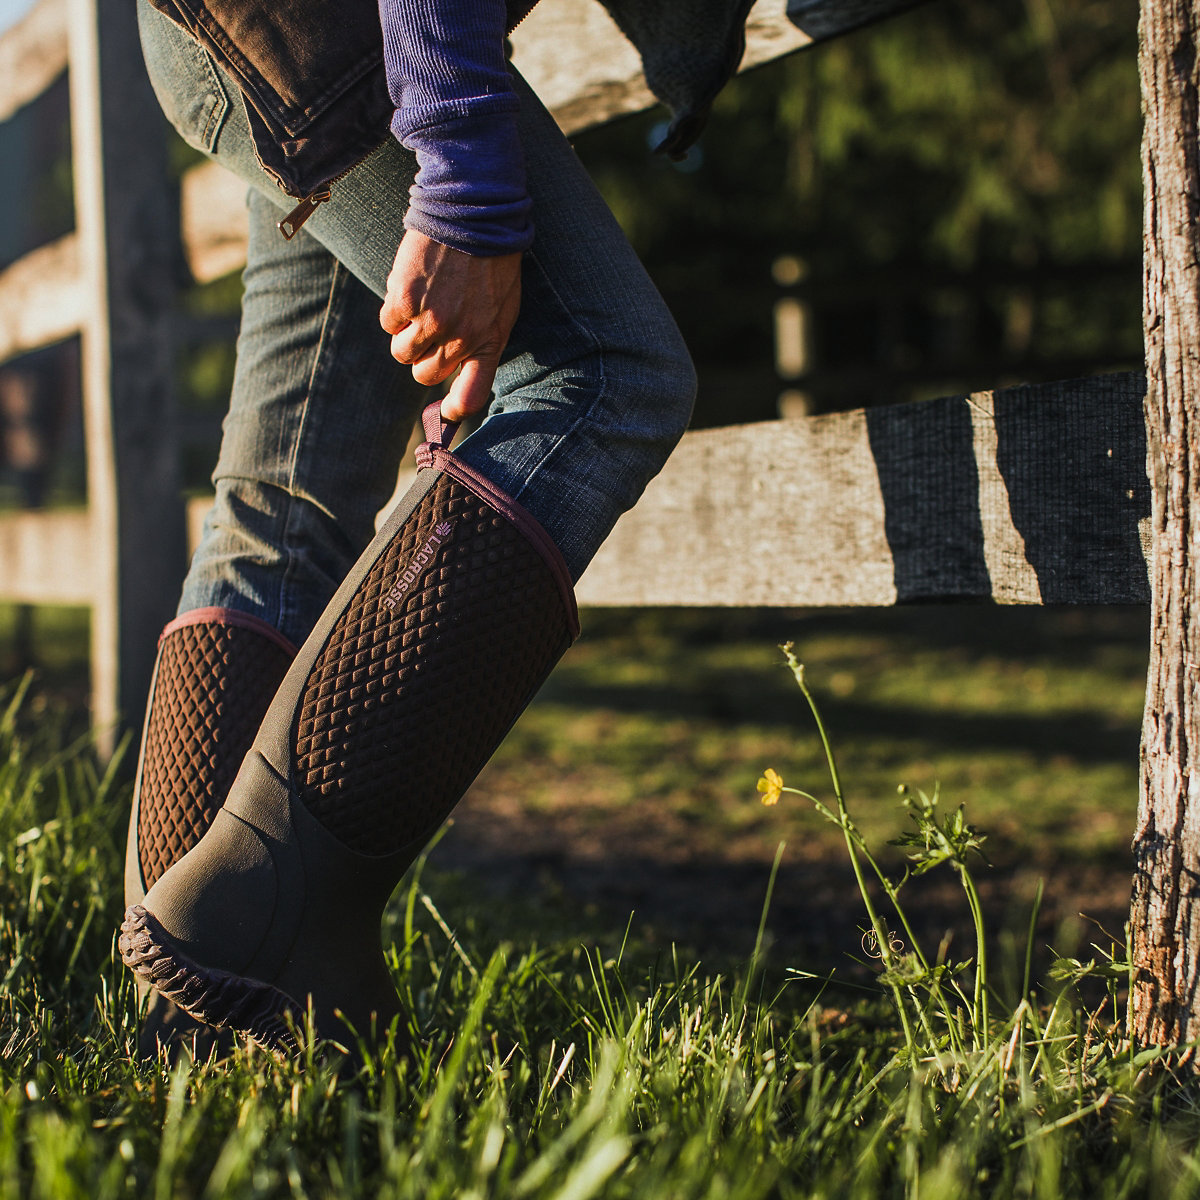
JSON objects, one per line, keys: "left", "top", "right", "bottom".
{"left": 120, "top": 405, "right": 580, "bottom": 1052}
{"left": 124, "top": 610, "right": 296, "bottom": 1056}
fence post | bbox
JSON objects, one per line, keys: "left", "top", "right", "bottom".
{"left": 66, "top": 0, "right": 184, "bottom": 757}
{"left": 1129, "top": 0, "right": 1200, "bottom": 1045}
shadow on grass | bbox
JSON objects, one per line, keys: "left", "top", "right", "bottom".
{"left": 542, "top": 682, "right": 1141, "bottom": 765}
{"left": 575, "top": 602, "right": 1149, "bottom": 660}
{"left": 428, "top": 809, "right": 1133, "bottom": 1000}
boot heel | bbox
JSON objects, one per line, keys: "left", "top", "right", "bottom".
{"left": 120, "top": 905, "right": 304, "bottom": 1053}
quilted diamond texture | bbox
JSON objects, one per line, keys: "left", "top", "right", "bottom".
{"left": 137, "top": 622, "right": 293, "bottom": 888}
{"left": 294, "top": 472, "right": 572, "bottom": 855}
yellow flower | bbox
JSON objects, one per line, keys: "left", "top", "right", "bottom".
{"left": 757, "top": 768, "right": 784, "bottom": 806}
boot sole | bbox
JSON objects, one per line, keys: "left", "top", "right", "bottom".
{"left": 119, "top": 905, "right": 303, "bottom": 1054}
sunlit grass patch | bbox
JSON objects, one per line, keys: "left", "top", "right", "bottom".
{"left": 478, "top": 608, "right": 1143, "bottom": 881}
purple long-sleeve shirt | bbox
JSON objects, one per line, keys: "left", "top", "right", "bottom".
{"left": 380, "top": 0, "right": 533, "bottom": 256}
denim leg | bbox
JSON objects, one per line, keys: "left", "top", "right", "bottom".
{"left": 297, "top": 76, "right": 698, "bottom": 580}
{"left": 176, "top": 192, "right": 423, "bottom": 647}
{"left": 139, "top": 0, "right": 696, "bottom": 586}
{"left": 455, "top": 80, "right": 699, "bottom": 579}
{"left": 138, "top": 2, "right": 425, "bottom": 643}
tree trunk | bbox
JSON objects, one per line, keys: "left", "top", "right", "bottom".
{"left": 1129, "top": 0, "right": 1200, "bottom": 1045}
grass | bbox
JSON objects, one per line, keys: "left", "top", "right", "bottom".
{"left": 487, "top": 606, "right": 1145, "bottom": 858}
{"left": 4, "top": 604, "right": 1193, "bottom": 1198}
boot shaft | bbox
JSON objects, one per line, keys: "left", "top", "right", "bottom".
{"left": 129, "top": 609, "right": 295, "bottom": 896}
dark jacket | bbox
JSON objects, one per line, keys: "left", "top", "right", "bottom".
{"left": 144, "top": 0, "right": 757, "bottom": 199}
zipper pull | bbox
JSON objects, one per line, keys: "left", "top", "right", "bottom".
{"left": 277, "top": 189, "right": 332, "bottom": 240}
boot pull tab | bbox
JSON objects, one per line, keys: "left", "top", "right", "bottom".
{"left": 421, "top": 401, "right": 459, "bottom": 451}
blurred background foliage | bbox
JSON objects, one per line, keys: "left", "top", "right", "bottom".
{"left": 578, "top": 0, "right": 1141, "bottom": 423}
{"left": 592, "top": 0, "right": 1139, "bottom": 267}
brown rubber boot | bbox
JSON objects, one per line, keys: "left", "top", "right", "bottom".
{"left": 119, "top": 403, "right": 579, "bottom": 1053}
{"left": 125, "top": 610, "right": 296, "bottom": 1057}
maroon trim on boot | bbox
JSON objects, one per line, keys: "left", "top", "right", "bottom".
{"left": 421, "top": 401, "right": 456, "bottom": 447}
{"left": 159, "top": 607, "right": 299, "bottom": 656}
{"left": 414, "top": 403, "right": 580, "bottom": 639}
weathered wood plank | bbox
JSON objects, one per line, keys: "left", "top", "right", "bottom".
{"left": 181, "top": 0, "right": 923, "bottom": 282}
{"left": 181, "top": 160, "right": 250, "bottom": 285}
{"left": 0, "top": 0, "right": 67, "bottom": 124}
{"left": 170, "top": 374, "right": 1154, "bottom": 610}
{"left": 574, "top": 372, "right": 1150, "bottom": 607}
{"left": 67, "top": 0, "right": 185, "bottom": 750}
{"left": 0, "top": 234, "right": 84, "bottom": 365}
{"left": 0, "top": 510, "right": 93, "bottom": 604}
{"left": 510, "top": 0, "right": 645, "bottom": 134}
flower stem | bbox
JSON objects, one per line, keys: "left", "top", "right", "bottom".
{"left": 781, "top": 645, "right": 921, "bottom": 1056}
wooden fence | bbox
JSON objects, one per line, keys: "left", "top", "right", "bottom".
{"left": 0, "top": 0, "right": 1143, "bottom": 752}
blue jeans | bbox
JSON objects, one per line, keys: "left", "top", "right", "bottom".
{"left": 138, "top": 0, "right": 696, "bottom": 648}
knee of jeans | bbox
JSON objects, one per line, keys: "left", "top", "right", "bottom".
{"left": 610, "top": 322, "right": 698, "bottom": 467}
{"left": 656, "top": 336, "right": 699, "bottom": 448}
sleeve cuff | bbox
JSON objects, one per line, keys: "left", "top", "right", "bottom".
{"left": 395, "top": 107, "right": 533, "bottom": 256}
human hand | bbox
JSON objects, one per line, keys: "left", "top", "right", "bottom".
{"left": 379, "top": 230, "right": 522, "bottom": 423}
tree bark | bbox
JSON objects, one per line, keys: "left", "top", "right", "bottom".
{"left": 1130, "top": 0, "right": 1200, "bottom": 1045}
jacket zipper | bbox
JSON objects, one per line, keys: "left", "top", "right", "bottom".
{"left": 278, "top": 188, "right": 332, "bottom": 239}
{"left": 275, "top": 148, "right": 380, "bottom": 240}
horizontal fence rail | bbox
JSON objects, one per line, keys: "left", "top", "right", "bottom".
{"left": 3, "top": 373, "right": 1146, "bottom": 612}
{"left": 0, "top": 234, "right": 83, "bottom": 363}
{"left": 575, "top": 371, "right": 1150, "bottom": 607}
{"left": 0, "top": 0, "right": 65, "bottom": 124}
{"left": 0, "top": 509, "right": 93, "bottom": 605}
{"left": 174, "top": 371, "right": 1151, "bottom": 609}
